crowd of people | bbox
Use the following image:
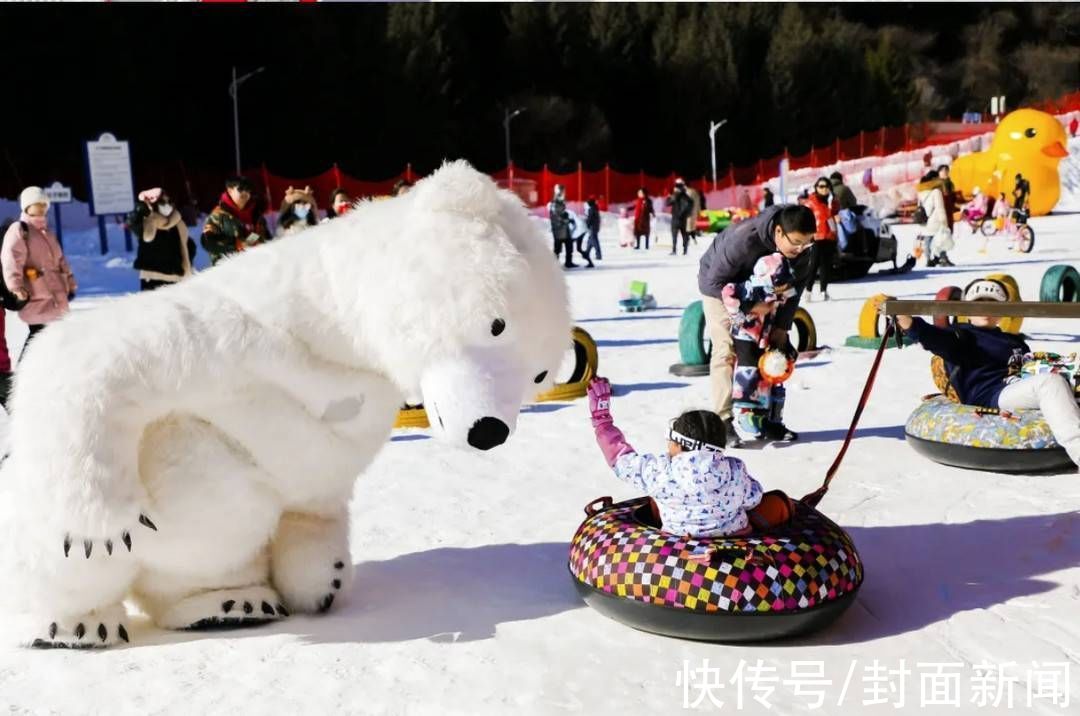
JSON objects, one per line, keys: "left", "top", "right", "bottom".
{"left": 0, "top": 176, "right": 363, "bottom": 407}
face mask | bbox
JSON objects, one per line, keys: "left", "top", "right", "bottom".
{"left": 293, "top": 203, "right": 311, "bottom": 219}
{"left": 27, "top": 215, "right": 47, "bottom": 230}
{"left": 158, "top": 204, "right": 174, "bottom": 217}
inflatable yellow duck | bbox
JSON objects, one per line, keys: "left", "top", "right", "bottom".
{"left": 951, "top": 108, "right": 1069, "bottom": 216}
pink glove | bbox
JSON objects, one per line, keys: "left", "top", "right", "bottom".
{"left": 587, "top": 377, "right": 635, "bottom": 468}
{"left": 138, "top": 187, "right": 162, "bottom": 204}
{"left": 588, "top": 377, "right": 613, "bottom": 426}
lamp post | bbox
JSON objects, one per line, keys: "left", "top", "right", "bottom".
{"left": 230, "top": 66, "right": 265, "bottom": 174}
{"left": 709, "top": 118, "right": 728, "bottom": 192}
{"left": 503, "top": 106, "right": 525, "bottom": 168}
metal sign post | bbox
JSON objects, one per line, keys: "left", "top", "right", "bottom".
{"left": 43, "top": 181, "right": 72, "bottom": 248}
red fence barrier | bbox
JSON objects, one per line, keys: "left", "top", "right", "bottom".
{"left": 8, "top": 93, "right": 1076, "bottom": 213}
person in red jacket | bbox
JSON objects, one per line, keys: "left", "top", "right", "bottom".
{"left": 803, "top": 177, "right": 838, "bottom": 301}
{"left": 632, "top": 188, "right": 654, "bottom": 250}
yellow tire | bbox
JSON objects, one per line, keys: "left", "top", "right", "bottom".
{"left": 535, "top": 326, "right": 599, "bottom": 402}
{"left": 393, "top": 406, "right": 430, "bottom": 429}
{"left": 857, "top": 294, "right": 895, "bottom": 339}
{"left": 791, "top": 307, "right": 817, "bottom": 352}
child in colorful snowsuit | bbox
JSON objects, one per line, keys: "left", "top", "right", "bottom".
{"left": 722, "top": 252, "right": 797, "bottom": 440}
{"left": 586, "top": 377, "right": 764, "bottom": 537}
{"left": 898, "top": 278, "right": 1080, "bottom": 470}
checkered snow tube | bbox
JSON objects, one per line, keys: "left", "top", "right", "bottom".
{"left": 905, "top": 395, "right": 1072, "bottom": 472}
{"left": 568, "top": 497, "right": 862, "bottom": 642}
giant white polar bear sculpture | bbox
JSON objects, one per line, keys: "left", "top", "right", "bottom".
{"left": 0, "top": 161, "right": 571, "bottom": 648}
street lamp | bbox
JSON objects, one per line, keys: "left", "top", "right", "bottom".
{"left": 230, "top": 65, "right": 265, "bottom": 174}
{"left": 503, "top": 106, "right": 526, "bottom": 168}
{"left": 709, "top": 118, "right": 728, "bottom": 192}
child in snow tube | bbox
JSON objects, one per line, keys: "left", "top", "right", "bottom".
{"left": 587, "top": 377, "right": 769, "bottom": 538}
{"left": 899, "top": 278, "right": 1080, "bottom": 472}
{"left": 570, "top": 378, "right": 859, "bottom": 642}
{"left": 723, "top": 252, "right": 800, "bottom": 442}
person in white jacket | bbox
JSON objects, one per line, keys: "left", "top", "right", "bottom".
{"left": 916, "top": 170, "right": 955, "bottom": 267}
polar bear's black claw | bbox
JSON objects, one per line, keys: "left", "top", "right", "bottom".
{"left": 242, "top": 601, "right": 253, "bottom": 615}
{"left": 63, "top": 535, "right": 71, "bottom": 558}
{"left": 97, "top": 624, "right": 107, "bottom": 642}
{"left": 105, "top": 539, "right": 113, "bottom": 555}
{"left": 73, "top": 623, "right": 85, "bottom": 639}
{"left": 117, "top": 624, "right": 129, "bottom": 643}
{"left": 48, "top": 622, "right": 57, "bottom": 639}
{"left": 260, "top": 601, "right": 275, "bottom": 616}
{"left": 331, "top": 579, "right": 341, "bottom": 590}
{"left": 319, "top": 594, "right": 335, "bottom": 612}
{"left": 186, "top": 616, "right": 276, "bottom": 631}
{"left": 138, "top": 514, "right": 157, "bottom": 531}
{"left": 333, "top": 561, "right": 344, "bottom": 570}
{"left": 222, "top": 599, "right": 235, "bottom": 614}
{"left": 276, "top": 603, "right": 289, "bottom": 617}
{"left": 122, "top": 531, "right": 132, "bottom": 551}
{"left": 84, "top": 540, "right": 92, "bottom": 558}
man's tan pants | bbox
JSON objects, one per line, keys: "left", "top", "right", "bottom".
{"left": 702, "top": 296, "right": 735, "bottom": 420}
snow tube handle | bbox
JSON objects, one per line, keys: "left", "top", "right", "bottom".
{"left": 584, "top": 496, "right": 613, "bottom": 517}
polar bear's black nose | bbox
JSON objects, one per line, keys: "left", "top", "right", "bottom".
{"left": 467, "top": 417, "right": 509, "bottom": 451}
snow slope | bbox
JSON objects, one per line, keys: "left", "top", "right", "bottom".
{"left": 0, "top": 185, "right": 1079, "bottom": 715}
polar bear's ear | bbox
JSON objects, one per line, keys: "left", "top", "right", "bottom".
{"left": 411, "top": 160, "right": 501, "bottom": 220}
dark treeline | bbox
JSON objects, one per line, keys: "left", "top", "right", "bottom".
{"left": 2, "top": 3, "right": 1077, "bottom": 191}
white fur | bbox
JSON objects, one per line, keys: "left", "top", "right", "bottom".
{"left": 0, "top": 161, "right": 571, "bottom": 646}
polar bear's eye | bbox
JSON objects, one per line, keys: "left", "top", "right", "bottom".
{"left": 534, "top": 371, "right": 548, "bottom": 384}
{"left": 490, "top": 319, "right": 506, "bottom": 337}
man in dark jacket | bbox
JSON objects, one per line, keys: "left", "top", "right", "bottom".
{"left": 829, "top": 172, "right": 858, "bottom": 211}
{"left": 698, "top": 204, "right": 817, "bottom": 444}
{"left": 548, "top": 184, "right": 577, "bottom": 269}
{"left": 667, "top": 179, "right": 695, "bottom": 255}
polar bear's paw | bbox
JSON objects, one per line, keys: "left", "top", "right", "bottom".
{"left": 158, "top": 586, "right": 288, "bottom": 631}
{"left": 28, "top": 603, "right": 130, "bottom": 649}
{"left": 61, "top": 506, "right": 159, "bottom": 561}
{"left": 270, "top": 513, "right": 352, "bottom": 614}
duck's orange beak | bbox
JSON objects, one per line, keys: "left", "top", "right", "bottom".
{"left": 1042, "top": 141, "right": 1068, "bottom": 158}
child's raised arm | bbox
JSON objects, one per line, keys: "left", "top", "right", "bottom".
{"left": 901, "top": 317, "right": 972, "bottom": 365}
{"left": 588, "top": 378, "right": 667, "bottom": 494}
{"left": 588, "top": 377, "right": 636, "bottom": 467}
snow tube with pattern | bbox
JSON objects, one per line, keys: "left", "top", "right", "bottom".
{"left": 905, "top": 395, "right": 1072, "bottom": 472}
{"left": 569, "top": 496, "right": 862, "bottom": 642}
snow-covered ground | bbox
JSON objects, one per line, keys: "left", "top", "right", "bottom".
{"left": 1, "top": 185, "right": 1079, "bottom": 715}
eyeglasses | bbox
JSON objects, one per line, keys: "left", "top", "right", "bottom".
{"left": 815, "top": 184, "right": 830, "bottom": 190}
{"left": 780, "top": 228, "right": 815, "bottom": 250}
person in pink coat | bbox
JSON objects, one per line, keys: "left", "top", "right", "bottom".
{"left": 1, "top": 186, "right": 77, "bottom": 360}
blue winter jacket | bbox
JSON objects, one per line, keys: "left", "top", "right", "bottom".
{"left": 904, "top": 318, "right": 1029, "bottom": 408}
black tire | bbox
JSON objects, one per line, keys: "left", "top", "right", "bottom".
{"left": 573, "top": 576, "right": 859, "bottom": 643}
{"left": 906, "top": 434, "right": 1073, "bottom": 473}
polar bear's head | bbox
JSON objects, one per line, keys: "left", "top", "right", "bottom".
{"left": 323, "top": 161, "right": 571, "bottom": 451}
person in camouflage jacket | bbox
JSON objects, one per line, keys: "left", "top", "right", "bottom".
{"left": 201, "top": 176, "right": 271, "bottom": 265}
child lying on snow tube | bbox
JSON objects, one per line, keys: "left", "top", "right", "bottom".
{"left": 586, "top": 377, "right": 792, "bottom": 536}
{"left": 898, "top": 278, "right": 1080, "bottom": 472}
